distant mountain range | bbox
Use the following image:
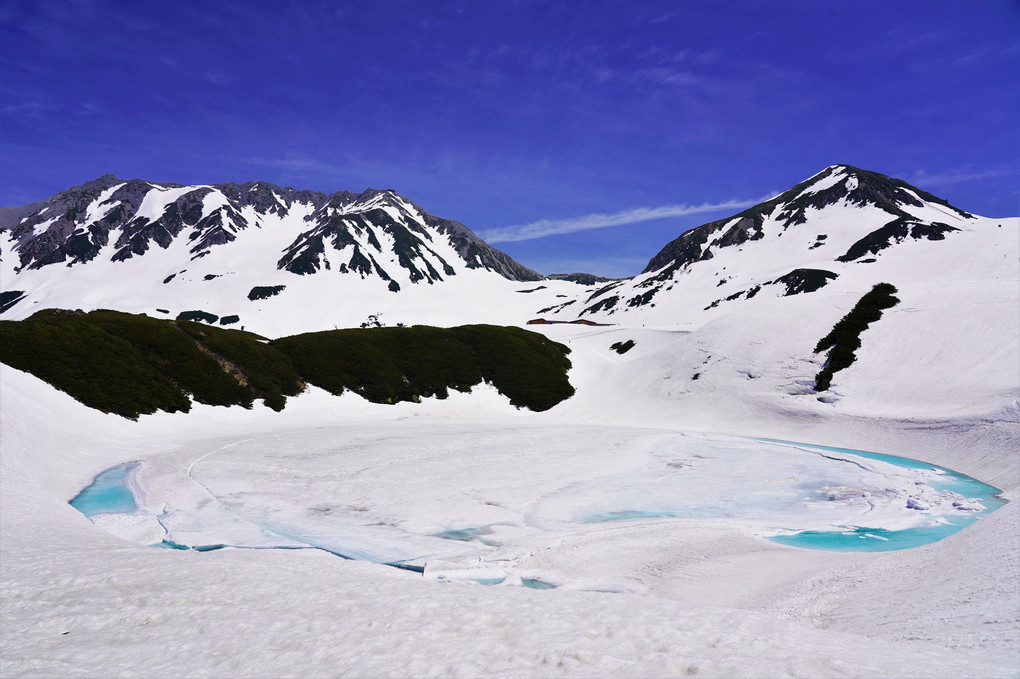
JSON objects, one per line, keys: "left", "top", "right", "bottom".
{"left": 0, "top": 175, "right": 544, "bottom": 283}
{"left": 0, "top": 175, "right": 556, "bottom": 333}
{"left": 0, "top": 165, "right": 1011, "bottom": 338}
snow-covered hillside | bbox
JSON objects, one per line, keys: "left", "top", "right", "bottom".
{"left": 541, "top": 165, "right": 1020, "bottom": 421}
{"left": 552, "top": 165, "right": 996, "bottom": 323}
{"left": 0, "top": 176, "right": 580, "bottom": 335}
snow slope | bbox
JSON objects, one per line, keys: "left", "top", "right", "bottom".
{"left": 2, "top": 323, "right": 1018, "bottom": 677}
{"left": 545, "top": 166, "right": 1020, "bottom": 424}
{"left": 0, "top": 176, "right": 569, "bottom": 336}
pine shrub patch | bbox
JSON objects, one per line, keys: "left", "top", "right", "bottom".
{"left": 0, "top": 311, "right": 574, "bottom": 417}
{"left": 273, "top": 324, "right": 573, "bottom": 412}
{"left": 610, "top": 339, "right": 635, "bottom": 354}
{"left": 813, "top": 283, "right": 900, "bottom": 391}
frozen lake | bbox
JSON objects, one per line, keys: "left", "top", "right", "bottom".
{"left": 69, "top": 461, "right": 140, "bottom": 516}
{"left": 70, "top": 425, "right": 1006, "bottom": 584}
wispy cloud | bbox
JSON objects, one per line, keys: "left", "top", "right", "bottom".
{"left": 479, "top": 197, "right": 767, "bottom": 243}
{"left": 908, "top": 166, "right": 1020, "bottom": 188}
{"left": 74, "top": 101, "right": 101, "bottom": 116}
{"left": 241, "top": 156, "right": 346, "bottom": 175}
{"left": 206, "top": 71, "right": 236, "bottom": 85}
{"left": 0, "top": 101, "right": 57, "bottom": 117}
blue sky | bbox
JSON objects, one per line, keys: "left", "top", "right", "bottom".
{"left": 2, "top": 0, "right": 1018, "bottom": 277}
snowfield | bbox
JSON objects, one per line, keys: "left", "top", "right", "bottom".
{"left": 2, "top": 315, "right": 1018, "bottom": 677}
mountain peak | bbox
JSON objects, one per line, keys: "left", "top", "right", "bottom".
{"left": 780, "top": 165, "right": 972, "bottom": 219}
{"left": 641, "top": 165, "right": 976, "bottom": 276}
{"left": 550, "top": 164, "right": 1006, "bottom": 327}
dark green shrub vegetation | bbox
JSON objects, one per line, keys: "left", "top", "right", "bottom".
{"left": 176, "top": 310, "right": 219, "bottom": 323}
{"left": 583, "top": 295, "right": 620, "bottom": 314}
{"left": 0, "top": 310, "right": 306, "bottom": 417}
{"left": 248, "top": 285, "right": 286, "bottom": 301}
{"left": 452, "top": 325, "right": 573, "bottom": 411}
{"left": 0, "top": 291, "right": 27, "bottom": 314}
{"left": 0, "top": 310, "right": 192, "bottom": 417}
{"left": 627, "top": 289, "right": 657, "bottom": 307}
{"left": 773, "top": 268, "right": 837, "bottom": 296}
{"left": 219, "top": 315, "right": 240, "bottom": 325}
{"left": 0, "top": 312, "right": 574, "bottom": 417}
{"left": 610, "top": 339, "right": 635, "bottom": 354}
{"left": 273, "top": 324, "right": 573, "bottom": 411}
{"left": 81, "top": 311, "right": 256, "bottom": 409}
{"left": 813, "top": 283, "right": 900, "bottom": 391}
{"left": 837, "top": 218, "right": 958, "bottom": 263}
{"left": 176, "top": 320, "right": 301, "bottom": 409}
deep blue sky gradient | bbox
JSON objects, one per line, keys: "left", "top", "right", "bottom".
{"left": 2, "top": 0, "right": 1018, "bottom": 276}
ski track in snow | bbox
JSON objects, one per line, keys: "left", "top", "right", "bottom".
{"left": 184, "top": 433, "right": 279, "bottom": 502}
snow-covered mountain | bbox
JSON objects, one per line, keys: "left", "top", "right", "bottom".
{"left": 547, "top": 164, "right": 991, "bottom": 323}
{"left": 1, "top": 175, "right": 540, "bottom": 282}
{"left": 0, "top": 175, "right": 562, "bottom": 334}
{"left": 534, "top": 164, "right": 1017, "bottom": 422}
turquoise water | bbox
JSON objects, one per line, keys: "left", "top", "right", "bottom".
{"left": 434, "top": 527, "right": 490, "bottom": 541}
{"left": 467, "top": 577, "right": 558, "bottom": 589}
{"left": 755, "top": 439, "right": 1007, "bottom": 552}
{"left": 581, "top": 510, "right": 680, "bottom": 523}
{"left": 522, "top": 578, "right": 557, "bottom": 589}
{"left": 69, "top": 463, "right": 140, "bottom": 516}
{"left": 433, "top": 524, "right": 509, "bottom": 547}
{"left": 767, "top": 525, "right": 970, "bottom": 552}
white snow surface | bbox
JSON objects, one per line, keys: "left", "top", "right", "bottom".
{"left": 83, "top": 182, "right": 126, "bottom": 224}
{"left": 133, "top": 184, "right": 202, "bottom": 223}
{"left": 3, "top": 310, "right": 1019, "bottom": 677}
{"left": 29, "top": 215, "right": 61, "bottom": 237}
{"left": 797, "top": 166, "right": 847, "bottom": 195}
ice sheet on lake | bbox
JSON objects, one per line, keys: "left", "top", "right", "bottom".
{"left": 83, "top": 427, "right": 998, "bottom": 582}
